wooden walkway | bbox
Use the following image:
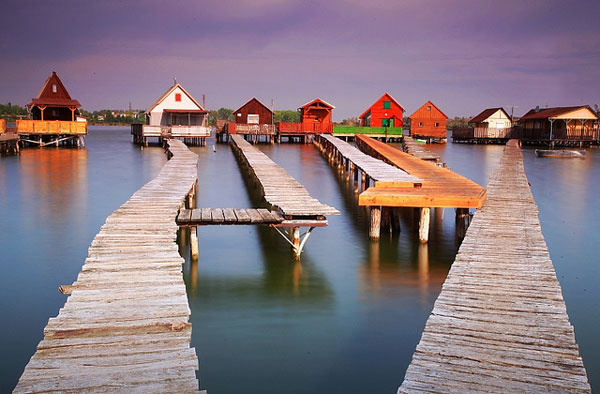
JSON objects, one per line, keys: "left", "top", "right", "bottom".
{"left": 399, "top": 140, "right": 591, "bottom": 393}
{"left": 402, "top": 136, "right": 443, "bottom": 165}
{"left": 177, "top": 208, "right": 283, "bottom": 225}
{"left": 356, "top": 135, "right": 486, "bottom": 209}
{"left": 1, "top": 132, "right": 19, "bottom": 155}
{"left": 230, "top": 134, "right": 339, "bottom": 218}
{"left": 315, "top": 134, "right": 422, "bottom": 188}
{"left": 13, "top": 140, "right": 204, "bottom": 394}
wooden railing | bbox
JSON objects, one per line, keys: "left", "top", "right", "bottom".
{"left": 227, "top": 123, "right": 275, "bottom": 135}
{"left": 16, "top": 120, "right": 87, "bottom": 135}
{"left": 0, "top": 119, "right": 5, "bottom": 134}
{"left": 132, "top": 124, "right": 211, "bottom": 138}
{"left": 453, "top": 126, "right": 599, "bottom": 141}
{"left": 277, "top": 122, "right": 333, "bottom": 134}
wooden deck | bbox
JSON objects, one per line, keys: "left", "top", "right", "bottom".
{"left": 399, "top": 140, "right": 591, "bottom": 393}
{"left": 315, "top": 134, "right": 423, "bottom": 188}
{"left": 356, "top": 135, "right": 486, "bottom": 209}
{"left": 177, "top": 208, "right": 283, "bottom": 225}
{"left": 402, "top": 136, "right": 444, "bottom": 165}
{"left": 229, "top": 134, "right": 339, "bottom": 218}
{"left": 1, "top": 132, "right": 19, "bottom": 155}
{"left": 13, "top": 140, "right": 204, "bottom": 394}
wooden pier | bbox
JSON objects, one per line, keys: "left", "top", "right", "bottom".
{"left": 402, "top": 136, "right": 443, "bottom": 165}
{"left": 1, "top": 132, "right": 20, "bottom": 156}
{"left": 398, "top": 140, "right": 591, "bottom": 393}
{"left": 229, "top": 134, "right": 339, "bottom": 256}
{"left": 13, "top": 140, "right": 204, "bottom": 393}
{"left": 354, "top": 135, "right": 486, "bottom": 242}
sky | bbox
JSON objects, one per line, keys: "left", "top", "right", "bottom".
{"left": 1, "top": 0, "right": 598, "bottom": 120}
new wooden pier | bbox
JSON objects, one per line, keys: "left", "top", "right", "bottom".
{"left": 399, "top": 140, "right": 591, "bottom": 393}
{"left": 13, "top": 140, "right": 204, "bottom": 393}
{"left": 228, "top": 134, "right": 339, "bottom": 256}
{"left": 354, "top": 135, "right": 486, "bottom": 242}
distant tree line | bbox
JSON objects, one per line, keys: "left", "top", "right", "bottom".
{"left": 0, "top": 103, "right": 28, "bottom": 121}
{"left": 80, "top": 109, "right": 145, "bottom": 125}
{"left": 207, "top": 108, "right": 300, "bottom": 126}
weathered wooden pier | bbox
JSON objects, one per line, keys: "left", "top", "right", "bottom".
{"left": 354, "top": 135, "right": 486, "bottom": 242}
{"left": 399, "top": 140, "right": 591, "bottom": 393}
{"left": 402, "top": 136, "right": 443, "bottom": 165}
{"left": 1, "top": 131, "right": 20, "bottom": 156}
{"left": 224, "top": 134, "right": 340, "bottom": 257}
{"left": 13, "top": 140, "right": 204, "bottom": 393}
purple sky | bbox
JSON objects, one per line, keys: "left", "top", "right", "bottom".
{"left": 1, "top": 0, "right": 598, "bottom": 120}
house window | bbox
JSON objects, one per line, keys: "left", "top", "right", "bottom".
{"left": 247, "top": 114, "right": 259, "bottom": 124}
{"left": 175, "top": 93, "right": 182, "bottom": 102}
{"left": 427, "top": 106, "right": 431, "bottom": 111}
{"left": 419, "top": 122, "right": 423, "bottom": 127}
{"left": 383, "top": 101, "right": 391, "bottom": 109}
{"left": 52, "top": 84, "right": 57, "bottom": 93}
{"left": 435, "top": 122, "right": 439, "bottom": 127}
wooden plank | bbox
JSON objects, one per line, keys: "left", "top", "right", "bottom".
{"left": 200, "top": 208, "right": 211, "bottom": 222}
{"left": 245, "top": 209, "right": 264, "bottom": 224}
{"left": 222, "top": 208, "right": 237, "bottom": 223}
{"left": 233, "top": 209, "right": 251, "bottom": 223}
{"left": 210, "top": 208, "right": 224, "bottom": 223}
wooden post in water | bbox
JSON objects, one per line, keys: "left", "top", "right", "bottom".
{"left": 190, "top": 227, "right": 199, "bottom": 259}
{"left": 369, "top": 206, "right": 381, "bottom": 240}
{"left": 290, "top": 227, "right": 301, "bottom": 256}
{"left": 419, "top": 207, "right": 431, "bottom": 243}
{"left": 455, "top": 207, "right": 471, "bottom": 238}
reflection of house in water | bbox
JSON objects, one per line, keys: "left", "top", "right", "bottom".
{"left": 17, "top": 71, "right": 87, "bottom": 147}
{"left": 132, "top": 81, "right": 210, "bottom": 146}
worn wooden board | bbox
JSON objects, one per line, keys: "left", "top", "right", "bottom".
{"left": 13, "top": 140, "right": 203, "bottom": 394}
{"left": 398, "top": 140, "right": 591, "bottom": 393}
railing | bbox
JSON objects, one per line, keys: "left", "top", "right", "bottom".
{"left": 0, "top": 119, "right": 5, "bottom": 134}
{"left": 16, "top": 120, "right": 88, "bottom": 135}
{"left": 277, "top": 122, "right": 333, "bottom": 134}
{"left": 452, "top": 126, "right": 599, "bottom": 141}
{"left": 474, "top": 127, "right": 512, "bottom": 139}
{"left": 451, "top": 128, "right": 474, "bottom": 139}
{"left": 228, "top": 123, "right": 276, "bottom": 135}
{"left": 333, "top": 125, "right": 403, "bottom": 136}
{"left": 132, "top": 124, "right": 211, "bottom": 138}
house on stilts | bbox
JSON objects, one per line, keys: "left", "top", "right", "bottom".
{"left": 16, "top": 71, "right": 87, "bottom": 147}
{"left": 132, "top": 81, "right": 210, "bottom": 146}
{"left": 277, "top": 98, "right": 334, "bottom": 143}
{"left": 409, "top": 100, "right": 448, "bottom": 142}
{"left": 219, "top": 97, "right": 275, "bottom": 143}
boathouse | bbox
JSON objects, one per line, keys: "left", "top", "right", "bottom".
{"left": 16, "top": 71, "right": 87, "bottom": 147}
{"left": 469, "top": 107, "right": 512, "bottom": 137}
{"left": 359, "top": 93, "right": 404, "bottom": 129}
{"left": 226, "top": 97, "right": 275, "bottom": 143}
{"left": 518, "top": 106, "right": 599, "bottom": 142}
{"left": 409, "top": 100, "right": 448, "bottom": 141}
{"left": 277, "top": 98, "right": 334, "bottom": 143}
{"left": 132, "top": 81, "right": 210, "bottom": 146}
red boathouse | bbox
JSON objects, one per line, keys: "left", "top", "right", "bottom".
{"left": 278, "top": 98, "right": 334, "bottom": 143}
{"left": 409, "top": 100, "right": 448, "bottom": 141}
{"left": 359, "top": 93, "right": 404, "bottom": 128}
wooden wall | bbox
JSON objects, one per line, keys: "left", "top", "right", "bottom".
{"left": 410, "top": 101, "right": 447, "bottom": 138}
{"left": 360, "top": 94, "right": 404, "bottom": 128}
{"left": 234, "top": 98, "right": 273, "bottom": 125}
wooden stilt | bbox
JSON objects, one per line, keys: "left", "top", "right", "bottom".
{"left": 369, "top": 206, "right": 381, "bottom": 240}
{"left": 381, "top": 207, "right": 392, "bottom": 235}
{"left": 190, "top": 227, "right": 199, "bottom": 259}
{"left": 419, "top": 207, "right": 431, "bottom": 243}
{"left": 455, "top": 207, "right": 471, "bottom": 238}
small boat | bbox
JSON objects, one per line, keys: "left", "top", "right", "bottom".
{"left": 535, "top": 149, "right": 585, "bottom": 159}
{"left": 416, "top": 139, "right": 427, "bottom": 144}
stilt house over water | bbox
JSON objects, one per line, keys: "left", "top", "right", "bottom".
{"left": 409, "top": 100, "right": 448, "bottom": 141}
{"left": 359, "top": 93, "right": 404, "bottom": 129}
{"left": 132, "top": 80, "right": 210, "bottom": 146}
{"left": 468, "top": 107, "right": 513, "bottom": 139}
{"left": 223, "top": 97, "right": 275, "bottom": 143}
{"left": 518, "top": 105, "right": 599, "bottom": 141}
{"left": 277, "top": 98, "right": 334, "bottom": 143}
{"left": 16, "top": 71, "right": 87, "bottom": 147}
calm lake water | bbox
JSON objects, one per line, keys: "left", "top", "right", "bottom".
{"left": 0, "top": 126, "right": 598, "bottom": 393}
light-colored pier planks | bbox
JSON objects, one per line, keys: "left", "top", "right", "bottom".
{"left": 315, "top": 134, "right": 423, "bottom": 188}
{"left": 402, "top": 136, "right": 443, "bottom": 165}
{"left": 177, "top": 208, "right": 283, "bottom": 225}
{"left": 13, "top": 139, "right": 204, "bottom": 394}
{"left": 229, "top": 134, "right": 339, "bottom": 218}
{"left": 398, "top": 140, "right": 591, "bottom": 393}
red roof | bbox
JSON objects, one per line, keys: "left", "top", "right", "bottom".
{"left": 234, "top": 97, "right": 273, "bottom": 114}
{"left": 519, "top": 106, "right": 598, "bottom": 120}
{"left": 409, "top": 100, "right": 448, "bottom": 119}
{"left": 469, "top": 108, "right": 509, "bottom": 124}
{"left": 359, "top": 93, "right": 404, "bottom": 120}
{"left": 299, "top": 98, "right": 335, "bottom": 110}
{"left": 163, "top": 109, "right": 209, "bottom": 114}
{"left": 28, "top": 71, "right": 81, "bottom": 108}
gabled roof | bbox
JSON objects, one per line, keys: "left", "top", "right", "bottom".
{"left": 234, "top": 97, "right": 273, "bottom": 114}
{"left": 469, "top": 107, "right": 510, "bottom": 124}
{"left": 29, "top": 71, "right": 81, "bottom": 108}
{"left": 409, "top": 100, "right": 448, "bottom": 119}
{"left": 299, "top": 98, "right": 335, "bottom": 110}
{"left": 146, "top": 82, "right": 206, "bottom": 113}
{"left": 520, "top": 106, "right": 599, "bottom": 120}
{"left": 359, "top": 92, "right": 404, "bottom": 120}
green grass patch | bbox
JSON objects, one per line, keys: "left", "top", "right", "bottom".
{"left": 333, "top": 125, "right": 403, "bottom": 136}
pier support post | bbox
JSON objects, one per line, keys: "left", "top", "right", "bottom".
{"left": 190, "top": 227, "right": 199, "bottom": 259}
{"left": 419, "top": 207, "right": 430, "bottom": 243}
{"left": 369, "top": 206, "right": 381, "bottom": 240}
{"left": 455, "top": 208, "right": 471, "bottom": 238}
